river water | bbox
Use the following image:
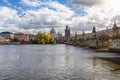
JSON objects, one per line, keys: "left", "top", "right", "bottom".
{"left": 0, "top": 44, "right": 120, "bottom": 80}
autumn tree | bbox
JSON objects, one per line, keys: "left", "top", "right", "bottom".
{"left": 39, "top": 33, "right": 51, "bottom": 44}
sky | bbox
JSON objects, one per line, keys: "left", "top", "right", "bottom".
{"left": 0, "top": 0, "right": 120, "bottom": 34}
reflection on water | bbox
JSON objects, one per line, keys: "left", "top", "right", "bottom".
{"left": 0, "top": 44, "right": 120, "bottom": 80}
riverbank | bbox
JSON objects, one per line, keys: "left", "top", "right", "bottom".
{"left": 65, "top": 43, "right": 120, "bottom": 65}
{"left": 99, "top": 57, "right": 120, "bottom": 65}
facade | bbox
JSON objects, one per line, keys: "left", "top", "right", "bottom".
{"left": 0, "top": 36, "right": 10, "bottom": 44}
{"left": 14, "top": 32, "right": 30, "bottom": 42}
{"left": 50, "top": 27, "right": 58, "bottom": 42}
{"left": 65, "top": 25, "right": 70, "bottom": 41}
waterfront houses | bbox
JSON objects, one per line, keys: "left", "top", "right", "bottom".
{"left": 14, "top": 32, "right": 30, "bottom": 43}
{"left": 0, "top": 36, "right": 10, "bottom": 44}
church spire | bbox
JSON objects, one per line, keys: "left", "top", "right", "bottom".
{"left": 92, "top": 26, "right": 96, "bottom": 33}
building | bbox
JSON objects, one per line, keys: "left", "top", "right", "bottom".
{"left": 0, "top": 32, "right": 14, "bottom": 40}
{"left": 0, "top": 36, "right": 10, "bottom": 44}
{"left": 89, "top": 27, "right": 97, "bottom": 48}
{"left": 109, "top": 21, "right": 120, "bottom": 51}
{"left": 65, "top": 25, "right": 70, "bottom": 41}
{"left": 92, "top": 26, "right": 96, "bottom": 39}
{"left": 50, "top": 27, "right": 58, "bottom": 42}
{"left": 98, "top": 34, "right": 110, "bottom": 48}
{"left": 112, "top": 21, "right": 120, "bottom": 39}
{"left": 14, "top": 32, "right": 30, "bottom": 42}
{"left": 57, "top": 32, "right": 63, "bottom": 41}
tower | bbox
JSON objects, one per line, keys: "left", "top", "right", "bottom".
{"left": 65, "top": 25, "right": 70, "bottom": 41}
{"left": 113, "top": 21, "right": 119, "bottom": 38}
{"left": 92, "top": 26, "right": 96, "bottom": 39}
{"left": 92, "top": 26, "right": 96, "bottom": 33}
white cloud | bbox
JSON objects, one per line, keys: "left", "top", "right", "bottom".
{"left": 0, "top": 1, "right": 78, "bottom": 34}
{"left": 65, "top": 0, "right": 120, "bottom": 33}
{"left": 0, "top": 7, "right": 17, "bottom": 22}
{"left": 1, "top": 0, "right": 120, "bottom": 34}
{"left": 17, "top": 7, "right": 75, "bottom": 29}
{"left": 43, "top": 1, "right": 73, "bottom": 13}
{"left": 16, "top": 1, "right": 77, "bottom": 33}
{"left": 20, "top": 0, "right": 41, "bottom": 7}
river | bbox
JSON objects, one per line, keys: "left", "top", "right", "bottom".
{"left": 0, "top": 44, "right": 120, "bottom": 80}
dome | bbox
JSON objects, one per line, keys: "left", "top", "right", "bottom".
{"left": 50, "top": 27, "right": 56, "bottom": 34}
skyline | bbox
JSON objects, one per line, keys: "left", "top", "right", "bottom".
{"left": 0, "top": 0, "right": 120, "bottom": 34}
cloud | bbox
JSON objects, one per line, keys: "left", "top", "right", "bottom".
{"left": 0, "top": 7, "right": 17, "bottom": 22}
{"left": 65, "top": 0, "right": 120, "bottom": 32}
{"left": 20, "top": 0, "right": 41, "bottom": 7}
{"left": 72, "top": 0, "right": 103, "bottom": 8}
{"left": 16, "top": 1, "right": 76, "bottom": 30}
{"left": 17, "top": 7, "right": 75, "bottom": 29}
{"left": 43, "top": 1, "right": 73, "bottom": 13}
{"left": 1, "top": 0, "right": 120, "bottom": 34}
{"left": 0, "top": 1, "right": 77, "bottom": 34}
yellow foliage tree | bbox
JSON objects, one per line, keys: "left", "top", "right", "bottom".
{"left": 39, "top": 33, "right": 51, "bottom": 44}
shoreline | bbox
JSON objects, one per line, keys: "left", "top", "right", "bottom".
{"left": 99, "top": 57, "right": 120, "bottom": 65}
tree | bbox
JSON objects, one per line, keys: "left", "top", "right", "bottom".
{"left": 39, "top": 33, "right": 51, "bottom": 44}
{"left": 29, "top": 38, "right": 38, "bottom": 44}
{"left": 13, "top": 38, "right": 19, "bottom": 42}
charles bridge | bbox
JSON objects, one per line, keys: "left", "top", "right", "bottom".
{"left": 62, "top": 22, "right": 120, "bottom": 52}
